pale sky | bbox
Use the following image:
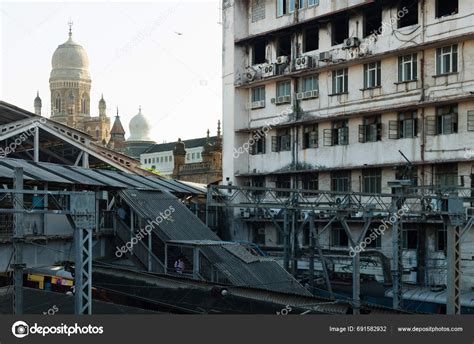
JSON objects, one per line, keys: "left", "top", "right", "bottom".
{"left": 0, "top": 0, "right": 222, "bottom": 143}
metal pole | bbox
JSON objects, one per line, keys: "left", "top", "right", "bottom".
{"left": 33, "top": 126, "right": 39, "bottom": 162}
{"left": 283, "top": 210, "right": 290, "bottom": 271}
{"left": 446, "top": 223, "right": 461, "bottom": 314}
{"left": 391, "top": 211, "right": 403, "bottom": 310}
{"left": 308, "top": 213, "right": 315, "bottom": 292}
{"left": 352, "top": 250, "right": 360, "bottom": 315}
{"left": 291, "top": 210, "right": 297, "bottom": 276}
{"left": 82, "top": 151, "right": 89, "bottom": 168}
{"left": 13, "top": 167, "right": 24, "bottom": 315}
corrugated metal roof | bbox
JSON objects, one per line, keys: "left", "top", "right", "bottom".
{"left": 143, "top": 136, "right": 217, "bottom": 154}
{"left": 0, "top": 158, "right": 204, "bottom": 195}
{"left": 385, "top": 287, "right": 474, "bottom": 307}
{"left": 119, "top": 189, "right": 311, "bottom": 296}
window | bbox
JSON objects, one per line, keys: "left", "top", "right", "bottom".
{"left": 436, "top": 45, "right": 458, "bottom": 75}
{"left": 252, "top": 40, "right": 266, "bottom": 64}
{"left": 332, "top": 68, "right": 348, "bottom": 94}
{"left": 55, "top": 94, "right": 61, "bottom": 113}
{"left": 81, "top": 95, "right": 87, "bottom": 114}
{"left": 435, "top": 164, "right": 458, "bottom": 189}
{"left": 398, "top": 0, "right": 418, "bottom": 28}
{"left": 331, "top": 171, "right": 350, "bottom": 192}
{"left": 302, "top": 173, "right": 318, "bottom": 195}
{"left": 250, "top": 131, "right": 266, "bottom": 155}
{"left": 324, "top": 120, "right": 348, "bottom": 146}
{"left": 332, "top": 16, "right": 349, "bottom": 45}
{"left": 435, "top": 0, "right": 458, "bottom": 18}
{"left": 364, "top": 5, "right": 382, "bottom": 37}
{"left": 277, "top": 0, "right": 287, "bottom": 16}
{"left": 303, "top": 124, "right": 318, "bottom": 149}
{"left": 271, "top": 128, "right": 291, "bottom": 152}
{"left": 437, "top": 105, "right": 458, "bottom": 135}
{"left": 303, "top": 26, "right": 319, "bottom": 53}
{"left": 301, "top": 75, "right": 318, "bottom": 94}
{"left": 359, "top": 115, "right": 381, "bottom": 143}
{"left": 251, "top": 86, "right": 265, "bottom": 108}
{"left": 403, "top": 229, "right": 418, "bottom": 250}
{"left": 251, "top": 176, "right": 265, "bottom": 196}
{"left": 398, "top": 54, "right": 418, "bottom": 82}
{"left": 362, "top": 169, "right": 382, "bottom": 193}
{"left": 363, "top": 61, "right": 381, "bottom": 89}
{"left": 363, "top": 228, "right": 382, "bottom": 248}
{"left": 436, "top": 228, "right": 447, "bottom": 251}
{"left": 307, "top": 0, "right": 318, "bottom": 6}
{"left": 252, "top": 223, "right": 266, "bottom": 245}
{"left": 277, "top": 35, "right": 292, "bottom": 57}
{"left": 331, "top": 224, "right": 349, "bottom": 247}
{"left": 389, "top": 110, "right": 418, "bottom": 139}
{"left": 276, "top": 175, "right": 291, "bottom": 197}
{"left": 276, "top": 81, "right": 291, "bottom": 104}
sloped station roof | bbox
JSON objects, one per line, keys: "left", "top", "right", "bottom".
{"left": 120, "top": 189, "right": 311, "bottom": 296}
{"left": 0, "top": 158, "right": 205, "bottom": 195}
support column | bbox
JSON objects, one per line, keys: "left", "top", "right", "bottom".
{"left": 33, "top": 126, "right": 39, "bottom": 162}
{"left": 446, "top": 224, "right": 461, "bottom": 315}
{"left": 193, "top": 248, "right": 200, "bottom": 279}
{"left": 391, "top": 212, "right": 403, "bottom": 310}
{"left": 74, "top": 216, "right": 93, "bottom": 315}
{"left": 82, "top": 151, "right": 89, "bottom": 168}
{"left": 13, "top": 167, "right": 24, "bottom": 315}
{"left": 308, "top": 214, "right": 315, "bottom": 292}
{"left": 283, "top": 210, "right": 290, "bottom": 271}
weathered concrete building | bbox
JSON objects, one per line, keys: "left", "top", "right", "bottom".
{"left": 222, "top": 0, "right": 474, "bottom": 297}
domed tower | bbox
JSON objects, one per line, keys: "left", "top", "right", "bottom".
{"left": 128, "top": 106, "right": 152, "bottom": 141}
{"left": 125, "top": 106, "right": 155, "bottom": 159}
{"left": 34, "top": 91, "right": 42, "bottom": 115}
{"left": 49, "top": 21, "right": 91, "bottom": 128}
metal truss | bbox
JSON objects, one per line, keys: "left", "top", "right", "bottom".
{"left": 208, "top": 184, "right": 474, "bottom": 314}
{"left": 2, "top": 167, "right": 96, "bottom": 315}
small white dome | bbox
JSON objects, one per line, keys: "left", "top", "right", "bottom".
{"left": 50, "top": 34, "right": 90, "bottom": 80}
{"left": 128, "top": 107, "right": 152, "bottom": 142}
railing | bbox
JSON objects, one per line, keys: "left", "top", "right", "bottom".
{"left": 115, "top": 216, "right": 165, "bottom": 273}
{"left": 179, "top": 161, "right": 211, "bottom": 172}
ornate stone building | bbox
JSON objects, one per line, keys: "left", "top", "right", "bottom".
{"left": 45, "top": 24, "right": 110, "bottom": 143}
{"left": 141, "top": 121, "right": 222, "bottom": 185}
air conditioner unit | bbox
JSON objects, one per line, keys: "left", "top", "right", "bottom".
{"left": 296, "top": 92, "right": 304, "bottom": 100}
{"left": 303, "top": 90, "right": 319, "bottom": 99}
{"left": 244, "top": 68, "right": 257, "bottom": 82}
{"left": 262, "top": 63, "right": 276, "bottom": 78}
{"left": 343, "top": 37, "right": 361, "bottom": 49}
{"left": 295, "top": 55, "right": 313, "bottom": 70}
{"left": 276, "top": 55, "right": 289, "bottom": 64}
{"left": 275, "top": 95, "right": 291, "bottom": 104}
{"left": 251, "top": 100, "right": 265, "bottom": 109}
{"left": 319, "top": 51, "right": 332, "bottom": 62}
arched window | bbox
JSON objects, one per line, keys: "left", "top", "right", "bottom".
{"left": 55, "top": 94, "right": 61, "bottom": 113}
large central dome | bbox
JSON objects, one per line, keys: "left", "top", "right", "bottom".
{"left": 50, "top": 33, "right": 90, "bottom": 80}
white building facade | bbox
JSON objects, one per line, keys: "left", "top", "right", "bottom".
{"left": 223, "top": 0, "right": 474, "bottom": 292}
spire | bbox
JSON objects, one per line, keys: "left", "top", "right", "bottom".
{"left": 139, "top": 105, "right": 142, "bottom": 113}
{"left": 217, "top": 120, "right": 221, "bottom": 137}
{"left": 34, "top": 91, "right": 42, "bottom": 115}
{"left": 99, "top": 94, "right": 106, "bottom": 116}
{"left": 68, "top": 19, "right": 73, "bottom": 38}
{"left": 110, "top": 107, "right": 125, "bottom": 136}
